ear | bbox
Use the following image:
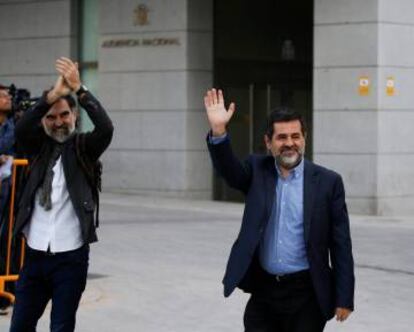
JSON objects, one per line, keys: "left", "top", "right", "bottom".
{"left": 40, "top": 115, "right": 47, "bottom": 130}
{"left": 264, "top": 134, "right": 272, "bottom": 150}
{"left": 73, "top": 109, "right": 80, "bottom": 127}
{"left": 72, "top": 108, "right": 79, "bottom": 119}
{"left": 41, "top": 110, "right": 50, "bottom": 124}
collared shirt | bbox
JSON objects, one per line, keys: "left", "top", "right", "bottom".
{"left": 24, "top": 156, "right": 83, "bottom": 253}
{"left": 208, "top": 131, "right": 228, "bottom": 145}
{"left": 260, "top": 158, "right": 309, "bottom": 274}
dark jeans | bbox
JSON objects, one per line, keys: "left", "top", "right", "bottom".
{"left": 1, "top": 177, "right": 13, "bottom": 309}
{"left": 9, "top": 245, "right": 89, "bottom": 332}
{"left": 244, "top": 269, "right": 326, "bottom": 332}
{"left": 0, "top": 177, "right": 11, "bottom": 220}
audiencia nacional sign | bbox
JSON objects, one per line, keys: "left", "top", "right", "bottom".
{"left": 101, "top": 37, "right": 180, "bottom": 48}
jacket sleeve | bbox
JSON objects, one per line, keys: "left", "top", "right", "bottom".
{"left": 78, "top": 91, "right": 114, "bottom": 161}
{"left": 206, "top": 132, "right": 252, "bottom": 194}
{"left": 329, "top": 175, "right": 355, "bottom": 310}
{"left": 15, "top": 94, "right": 50, "bottom": 154}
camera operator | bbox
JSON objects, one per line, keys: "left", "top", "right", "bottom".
{"left": 0, "top": 84, "right": 33, "bottom": 314}
{"left": 0, "top": 84, "right": 31, "bottom": 214}
{"left": 0, "top": 85, "right": 14, "bottom": 156}
{"left": 0, "top": 84, "right": 14, "bottom": 210}
{"left": 0, "top": 84, "right": 14, "bottom": 314}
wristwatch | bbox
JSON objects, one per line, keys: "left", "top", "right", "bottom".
{"left": 76, "top": 84, "right": 89, "bottom": 97}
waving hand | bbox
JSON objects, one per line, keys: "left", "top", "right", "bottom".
{"left": 204, "top": 89, "right": 235, "bottom": 136}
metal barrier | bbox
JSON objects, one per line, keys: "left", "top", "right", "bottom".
{"left": 0, "top": 159, "right": 28, "bottom": 304}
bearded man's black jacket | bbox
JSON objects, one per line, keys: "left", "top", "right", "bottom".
{"left": 13, "top": 92, "right": 114, "bottom": 244}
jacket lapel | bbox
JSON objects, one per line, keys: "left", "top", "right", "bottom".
{"left": 61, "top": 139, "right": 75, "bottom": 191}
{"left": 264, "top": 156, "right": 277, "bottom": 222}
{"left": 303, "top": 160, "right": 318, "bottom": 244}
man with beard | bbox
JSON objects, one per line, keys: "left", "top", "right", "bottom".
{"left": 9, "top": 57, "right": 113, "bottom": 332}
{"left": 204, "top": 89, "right": 354, "bottom": 332}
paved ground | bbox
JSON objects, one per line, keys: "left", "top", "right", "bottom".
{"left": 1, "top": 192, "right": 414, "bottom": 331}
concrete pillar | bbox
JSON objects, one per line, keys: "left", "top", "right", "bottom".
{"left": 314, "top": 0, "right": 414, "bottom": 215}
{"left": 99, "top": 0, "right": 213, "bottom": 199}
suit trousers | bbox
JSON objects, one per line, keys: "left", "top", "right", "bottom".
{"left": 9, "top": 244, "right": 89, "bottom": 332}
{"left": 243, "top": 269, "right": 326, "bottom": 332}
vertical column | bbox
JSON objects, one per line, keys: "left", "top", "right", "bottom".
{"left": 184, "top": 0, "right": 213, "bottom": 198}
{"left": 99, "top": 0, "right": 213, "bottom": 198}
{"left": 376, "top": 0, "right": 414, "bottom": 214}
{"left": 313, "top": 0, "right": 380, "bottom": 214}
{"left": 78, "top": 0, "right": 98, "bottom": 131}
{"left": 315, "top": 0, "right": 414, "bottom": 215}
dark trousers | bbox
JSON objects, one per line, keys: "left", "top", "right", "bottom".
{"left": 0, "top": 178, "right": 15, "bottom": 309}
{"left": 0, "top": 177, "right": 11, "bottom": 220}
{"left": 244, "top": 269, "right": 326, "bottom": 332}
{"left": 9, "top": 245, "right": 89, "bottom": 332}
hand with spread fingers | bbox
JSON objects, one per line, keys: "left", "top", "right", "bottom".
{"left": 204, "top": 88, "right": 236, "bottom": 137}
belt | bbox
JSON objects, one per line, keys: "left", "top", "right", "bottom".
{"left": 27, "top": 245, "right": 87, "bottom": 257}
{"left": 269, "top": 269, "right": 310, "bottom": 283}
{"left": 26, "top": 246, "right": 55, "bottom": 256}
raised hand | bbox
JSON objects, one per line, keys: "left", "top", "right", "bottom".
{"left": 47, "top": 75, "right": 72, "bottom": 104}
{"left": 55, "top": 57, "right": 81, "bottom": 92}
{"left": 47, "top": 57, "right": 82, "bottom": 104}
{"left": 204, "top": 88, "right": 235, "bottom": 136}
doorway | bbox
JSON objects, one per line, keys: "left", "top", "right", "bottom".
{"left": 213, "top": 0, "right": 314, "bottom": 201}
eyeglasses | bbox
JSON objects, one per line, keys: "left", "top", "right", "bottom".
{"left": 0, "top": 92, "right": 10, "bottom": 99}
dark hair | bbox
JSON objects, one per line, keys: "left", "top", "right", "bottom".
{"left": 43, "top": 87, "right": 77, "bottom": 111}
{"left": 265, "top": 108, "right": 306, "bottom": 138}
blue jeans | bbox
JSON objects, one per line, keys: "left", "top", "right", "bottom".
{"left": 9, "top": 245, "right": 89, "bottom": 332}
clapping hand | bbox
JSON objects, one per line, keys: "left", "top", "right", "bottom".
{"left": 47, "top": 57, "right": 81, "bottom": 104}
{"left": 55, "top": 57, "right": 81, "bottom": 92}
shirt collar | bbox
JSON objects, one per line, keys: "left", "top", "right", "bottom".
{"left": 275, "top": 157, "right": 304, "bottom": 179}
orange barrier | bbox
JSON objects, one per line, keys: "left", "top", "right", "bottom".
{"left": 0, "top": 158, "right": 28, "bottom": 304}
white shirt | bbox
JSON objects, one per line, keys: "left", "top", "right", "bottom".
{"left": 24, "top": 156, "right": 83, "bottom": 253}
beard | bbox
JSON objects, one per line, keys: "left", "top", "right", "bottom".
{"left": 275, "top": 146, "right": 304, "bottom": 170}
{"left": 44, "top": 124, "right": 75, "bottom": 143}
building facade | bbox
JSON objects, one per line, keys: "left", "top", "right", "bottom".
{"left": 1, "top": 0, "right": 414, "bottom": 216}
